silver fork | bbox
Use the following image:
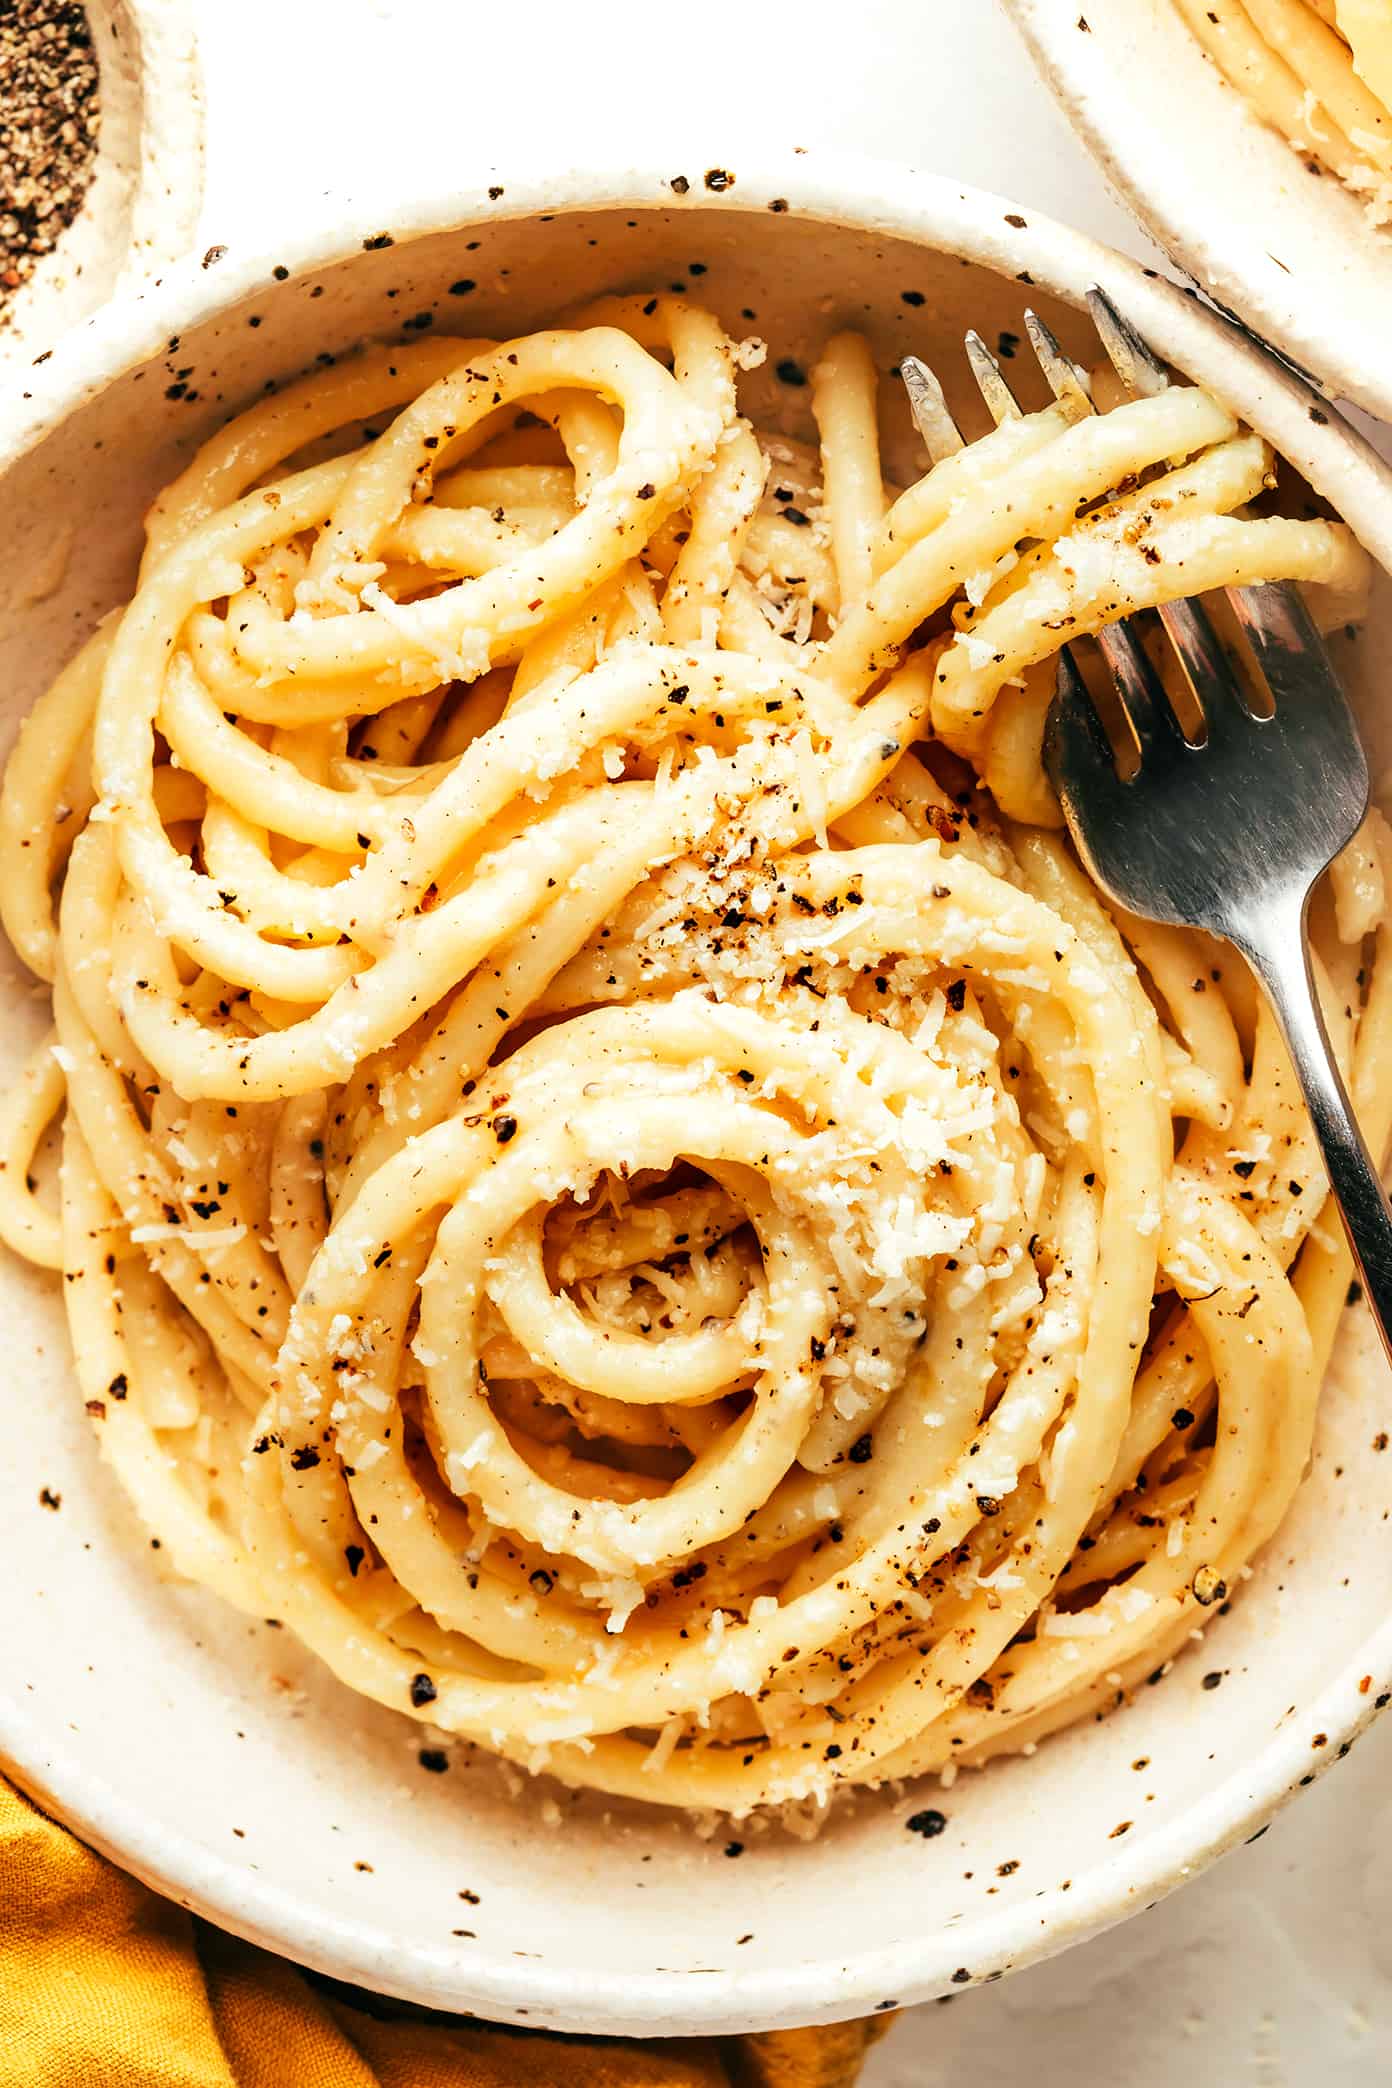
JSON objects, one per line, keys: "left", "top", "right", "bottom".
{"left": 901, "top": 292, "right": 1392, "bottom": 1360}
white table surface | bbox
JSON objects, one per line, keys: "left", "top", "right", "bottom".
{"left": 182, "top": 2, "right": 1392, "bottom": 2076}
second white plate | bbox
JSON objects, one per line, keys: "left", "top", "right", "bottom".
{"left": 1005, "top": 0, "right": 1392, "bottom": 422}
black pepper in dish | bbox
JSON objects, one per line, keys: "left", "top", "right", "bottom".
{"left": 0, "top": 0, "right": 100, "bottom": 315}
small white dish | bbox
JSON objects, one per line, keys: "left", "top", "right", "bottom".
{"left": 2, "top": 157, "right": 1392, "bottom": 2037}
{"left": 1005, "top": 0, "right": 1392, "bottom": 423}
{"left": 0, "top": 0, "right": 204, "bottom": 375}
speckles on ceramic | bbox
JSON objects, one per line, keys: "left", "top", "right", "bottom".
{"left": 2, "top": 162, "right": 1392, "bottom": 2039}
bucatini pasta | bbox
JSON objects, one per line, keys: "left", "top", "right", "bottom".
{"left": 0, "top": 293, "right": 1385, "bottom": 1823}
{"left": 1173, "top": 0, "right": 1392, "bottom": 219}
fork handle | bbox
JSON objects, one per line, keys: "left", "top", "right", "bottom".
{"left": 1242, "top": 900, "right": 1392, "bottom": 1364}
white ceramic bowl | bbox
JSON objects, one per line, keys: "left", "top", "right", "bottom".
{"left": 5, "top": 157, "right": 1392, "bottom": 2037}
{"left": 0, "top": 0, "right": 204, "bottom": 375}
{"left": 1004, "top": 0, "right": 1392, "bottom": 424}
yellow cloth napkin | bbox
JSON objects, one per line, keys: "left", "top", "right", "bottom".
{"left": 0, "top": 1779, "right": 890, "bottom": 2088}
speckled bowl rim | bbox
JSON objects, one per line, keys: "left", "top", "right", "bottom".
{"left": 3, "top": 154, "right": 1392, "bottom": 2033}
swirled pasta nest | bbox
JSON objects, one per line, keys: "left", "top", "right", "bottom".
{"left": 0, "top": 293, "right": 1385, "bottom": 1822}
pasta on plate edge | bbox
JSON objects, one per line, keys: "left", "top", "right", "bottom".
{"left": 1171, "top": 0, "right": 1392, "bottom": 221}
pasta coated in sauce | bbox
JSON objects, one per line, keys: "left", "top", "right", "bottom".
{"left": 0, "top": 294, "right": 1384, "bottom": 1822}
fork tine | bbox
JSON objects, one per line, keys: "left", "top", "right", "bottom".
{"left": 1228, "top": 582, "right": 1357, "bottom": 724}
{"left": 1086, "top": 288, "right": 1170, "bottom": 398}
{"left": 964, "top": 330, "right": 1023, "bottom": 424}
{"left": 900, "top": 354, "right": 966, "bottom": 465}
{"left": 1024, "top": 310, "right": 1094, "bottom": 422}
{"left": 1094, "top": 619, "right": 1187, "bottom": 763}
{"left": 1044, "top": 647, "right": 1124, "bottom": 805}
{"left": 1228, "top": 582, "right": 1371, "bottom": 804}
{"left": 1156, "top": 595, "right": 1253, "bottom": 738}
{"left": 1228, "top": 579, "right": 1315, "bottom": 659}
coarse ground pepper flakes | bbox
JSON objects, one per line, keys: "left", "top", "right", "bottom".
{"left": 0, "top": 0, "right": 101, "bottom": 315}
